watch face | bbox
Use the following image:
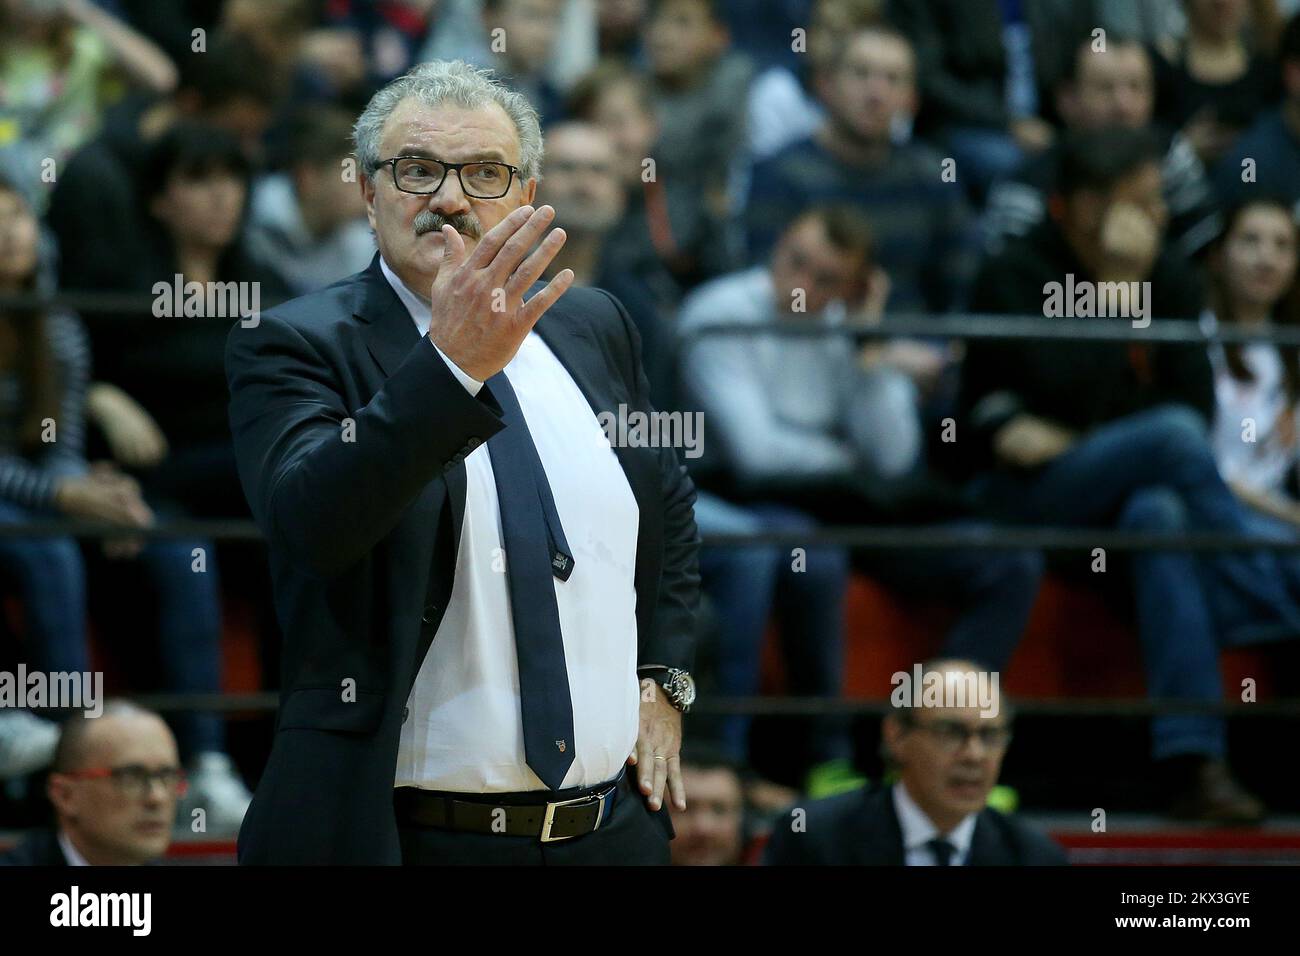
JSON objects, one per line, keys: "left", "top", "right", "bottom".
{"left": 671, "top": 671, "right": 696, "bottom": 708}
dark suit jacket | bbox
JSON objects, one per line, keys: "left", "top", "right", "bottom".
{"left": 0, "top": 829, "right": 69, "bottom": 866}
{"left": 225, "top": 255, "right": 700, "bottom": 864}
{"left": 763, "top": 785, "right": 1068, "bottom": 866}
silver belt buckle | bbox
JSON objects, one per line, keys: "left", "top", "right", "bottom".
{"left": 539, "top": 785, "right": 612, "bottom": 843}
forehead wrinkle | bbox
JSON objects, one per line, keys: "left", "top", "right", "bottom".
{"left": 380, "top": 102, "right": 521, "bottom": 166}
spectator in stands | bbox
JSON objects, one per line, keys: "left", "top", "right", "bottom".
{"left": 744, "top": 24, "right": 977, "bottom": 316}
{"left": 596, "top": 0, "right": 649, "bottom": 61}
{"left": 567, "top": 60, "right": 711, "bottom": 306}
{"left": 689, "top": 489, "right": 856, "bottom": 795}
{"left": 47, "top": 31, "right": 281, "bottom": 294}
{"left": 747, "top": 0, "right": 884, "bottom": 165}
{"left": 680, "top": 206, "right": 1042, "bottom": 759}
{"left": 644, "top": 0, "right": 753, "bottom": 288}
{"left": 670, "top": 745, "right": 748, "bottom": 865}
{"left": 536, "top": 119, "right": 674, "bottom": 404}
{"left": 888, "top": 0, "right": 1063, "bottom": 201}
{"left": 0, "top": 173, "right": 149, "bottom": 750}
{"left": 317, "top": 0, "right": 442, "bottom": 90}
{"left": 1152, "top": 0, "right": 1279, "bottom": 168}
{"left": 0, "top": 176, "right": 251, "bottom": 830}
{"left": 1202, "top": 197, "right": 1300, "bottom": 541}
{"left": 421, "top": 0, "right": 598, "bottom": 105}
{"left": 764, "top": 658, "right": 1067, "bottom": 865}
{"left": 220, "top": 0, "right": 370, "bottom": 104}
{"left": 985, "top": 32, "right": 1220, "bottom": 259}
{"left": 1214, "top": 13, "right": 1300, "bottom": 210}
{"left": 105, "top": 121, "right": 290, "bottom": 518}
{"left": 959, "top": 126, "right": 1300, "bottom": 823}
{"left": 0, "top": 702, "right": 180, "bottom": 865}
{"left": 246, "top": 106, "right": 375, "bottom": 296}
{"left": 0, "top": 0, "right": 178, "bottom": 213}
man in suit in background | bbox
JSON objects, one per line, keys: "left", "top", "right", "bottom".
{"left": 764, "top": 658, "right": 1066, "bottom": 865}
{"left": 0, "top": 702, "right": 181, "bottom": 866}
{"left": 226, "top": 59, "right": 701, "bottom": 865}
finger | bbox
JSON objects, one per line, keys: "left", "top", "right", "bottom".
{"left": 486, "top": 205, "right": 555, "bottom": 283}
{"left": 517, "top": 269, "right": 574, "bottom": 330}
{"left": 649, "top": 751, "right": 668, "bottom": 811}
{"left": 465, "top": 204, "right": 534, "bottom": 271}
{"left": 666, "top": 755, "right": 687, "bottom": 811}
{"left": 122, "top": 496, "right": 155, "bottom": 527}
{"left": 636, "top": 736, "right": 654, "bottom": 796}
{"left": 504, "top": 226, "right": 567, "bottom": 299}
{"left": 435, "top": 223, "right": 467, "bottom": 279}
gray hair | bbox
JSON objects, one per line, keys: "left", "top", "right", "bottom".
{"left": 352, "top": 59, "right": 544, "bottom": 184}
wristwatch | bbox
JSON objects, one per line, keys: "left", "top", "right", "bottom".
{"left": 639, "top": 667, "right": 696, "bottom": 714}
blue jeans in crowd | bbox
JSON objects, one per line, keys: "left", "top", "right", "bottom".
{"left": 970, "top": 404, "right": 1300, "bottom": 762}
{"left": 694, "top": 492, "right": 851, "bottom": 765}
{"left": 0, "top": 499, "right": 226, "bottom": 756}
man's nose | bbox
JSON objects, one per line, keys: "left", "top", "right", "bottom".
{"left": 425, "top": 173, "right": 473, "bottom": 216}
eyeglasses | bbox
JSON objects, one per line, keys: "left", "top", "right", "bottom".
{"left": 380, "top": 156, "right": 520, "bottom": 199}
{"left": 911, "top": 720, "right": 1013, "bottom": 754}
{"left": 63, "top": 764, "right": 188, "bottom": 798}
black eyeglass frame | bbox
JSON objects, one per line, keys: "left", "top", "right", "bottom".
{"left": 378, "top": 155, "right": 522, "bottom": 199}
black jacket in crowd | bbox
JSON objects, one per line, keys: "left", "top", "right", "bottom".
{"left": 954, "top": 219, "right": 1214, "bottom": 477}
{"left": 763, "top": 784, "right": 1068, "bottom": 866}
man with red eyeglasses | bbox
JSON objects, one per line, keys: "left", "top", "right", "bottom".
{"left": 0, "top": 702, "right": 182, "bottom": 866}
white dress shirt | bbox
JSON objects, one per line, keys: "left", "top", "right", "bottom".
{"left": 383, "top": 258, "right": 641, "bottom": 793}
{"left": 893, "top": 781, "right": 978, "bottom": 866}
{"left": 58, "top": 830, "right": 89, "bottom": 866}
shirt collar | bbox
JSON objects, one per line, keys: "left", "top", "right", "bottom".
{"left": 379, "top": 255, "right": 431, "bottom": 337}
{"left": 892, "top": 781, "right": 978, "bottom": 859}
{"left": 57, "top": 830, "right": 90, "bottom": 866}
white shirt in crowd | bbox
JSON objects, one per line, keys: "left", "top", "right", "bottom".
{"left": 893, "top": 780, "right": 978, "bottom": 867}
{"left": 383, "top": 258, "right": 641, "bottom": 793}
{"left": 1203, "top": 310, "right": 1300, "bottom": 497}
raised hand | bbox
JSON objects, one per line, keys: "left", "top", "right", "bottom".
{"left": 426, "top": 204, "right": 575, "bottom": 382}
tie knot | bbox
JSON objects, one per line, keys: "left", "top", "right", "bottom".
{"left": 926, "top": 837, "right": 955, "bottom": 866}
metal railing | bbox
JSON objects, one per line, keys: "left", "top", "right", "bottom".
{"left": 5, "top": 301, "right": 1300, "bottom": 718}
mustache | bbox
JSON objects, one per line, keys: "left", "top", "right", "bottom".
{"left": 414, "top": 210, "right": 483, "bottom": 240}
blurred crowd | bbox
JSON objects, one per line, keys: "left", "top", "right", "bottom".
{"left": 5, "top": 0, "right": 1300, "bottom": 858}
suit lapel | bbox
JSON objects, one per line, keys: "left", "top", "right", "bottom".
{"left": 968, "top": 810, "right": 1009, "bottom": 866}
{"left": 354, "top": 254, "right": 472, "bottom": 558}
{"left": 355, "top": 254, "right": 420, "bottom": 379}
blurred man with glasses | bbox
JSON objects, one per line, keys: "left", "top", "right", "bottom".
{"left": 0, "top": 702, "right": 182, "bottom": 866}
{"left": 764, "top": 659, "right": 1066, "bottom": 865}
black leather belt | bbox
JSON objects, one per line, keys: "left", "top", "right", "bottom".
{"left": 394, "top": 771, "right": 629, "bottom": 842}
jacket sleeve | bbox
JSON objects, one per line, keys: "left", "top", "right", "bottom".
{"left": 598, "top": 289, "right": 700, "bottom": 673}
{"left": 225, "top": 314, "right": 504, "bottom": 579}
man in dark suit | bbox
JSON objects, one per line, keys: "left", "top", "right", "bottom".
{"left": 0, "top": 702, "right": 181, "bottom": 866}
{"left": 764, "top": 658, "right": 1066, "bottom": 865}
{"left": 225, "top": 59, "right": 701, "bottom": 865}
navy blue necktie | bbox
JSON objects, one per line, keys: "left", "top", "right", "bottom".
{"left": 927, "top": 838, "right": 955, "bottom": 866}
{"left": 484, "top": 370, "right": 576, "bottom": 789}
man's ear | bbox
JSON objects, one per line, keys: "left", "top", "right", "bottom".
{"left": 47, "top": 773, "right": 74, "bottom": 819}
{"left": 522, "top": 177, "right": 537, "bottom": 205}
{"left": 881, "top": 713, "right": 906, "bottom": 764}
{"left": 360, "top": 173, "right": 377, "bottom": 231}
